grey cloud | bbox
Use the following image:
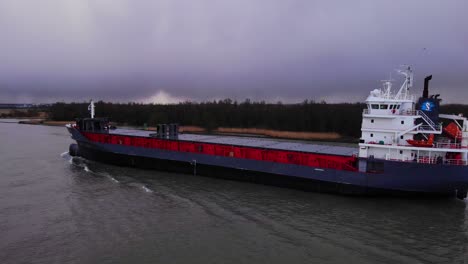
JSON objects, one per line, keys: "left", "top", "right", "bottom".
{"left": 0, "top": 0, "right": 467, "bottom": 104}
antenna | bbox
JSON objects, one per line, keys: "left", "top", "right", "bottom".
{"left": 88, "top": 100, "right": 95, "bottom": 118}
{"left": 395, "top": 65, "right": 413, "bottom": 99}
{"left": 380, "top": 79, "right": 393, "bottom": 98}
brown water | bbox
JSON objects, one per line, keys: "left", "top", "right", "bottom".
{"left": 0, "top": 121, "right": 467, "bottom": 264}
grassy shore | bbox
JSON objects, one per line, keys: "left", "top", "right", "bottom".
{"left": 0, "top": 109, "right": 47, "bottom": 119}
{"left": 215, "top": 127, "right": 340, "bottom": 140}
{"left": 134, "top": 125, "right": 346, "bottom": 142}
{"left": 17, "top": 120, "right": 72, "bottom": 126}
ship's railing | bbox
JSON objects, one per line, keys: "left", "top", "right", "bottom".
{"left": 377, "top": 93, "right": 415, "bottom": 101}
{"left": 444, "top": 159, "right": 468, "bottom": 166}
{"left": 400, "top": 110, "right": 419, "bottom": 116}
{"left": 416, "top": 156, "right": 438, "bottom": 164}
{"left": 416, "top": 110, "right": 437, "bottom": 129}
{"left": 416, "top": 157, "right": 467, "bottom": 165}
{"left": 417, "top": 124, "right": 442, "bottom": 132}
{"left": 363, "top": 109, "right": 422, "bottom": 116}
{"left": 386, "top": 156, "right": 467, "bottom": 166}
{"left": 434, "top": 142, "right": 462, "bottom": 149}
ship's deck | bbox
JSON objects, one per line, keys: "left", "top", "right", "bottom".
{"left": 108, "top": 128, "right": 358, "bottom": 157}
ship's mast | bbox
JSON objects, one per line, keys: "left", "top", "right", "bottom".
{"left": 88, "top": 100, "right": 95, "bottom": 119}
{"left": 395, "top": 66, "right": 413, "bottom": 100}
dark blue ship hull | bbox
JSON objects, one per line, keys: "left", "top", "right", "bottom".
{"left": 68, "top": 127, "right": 468, "bottom": 199}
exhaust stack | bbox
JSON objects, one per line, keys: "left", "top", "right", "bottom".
{"left": 423, "top": 75, "right": 432, "bottom": 98}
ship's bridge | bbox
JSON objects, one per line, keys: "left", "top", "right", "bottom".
{"left": 364, "top": 98, "right": 414, "bottom": 116}
{"left": 363, "top": 77, "right": 415, "bottom": 116}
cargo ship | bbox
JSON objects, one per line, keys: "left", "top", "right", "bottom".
{"left": 66, "top": 67, "right": 468, "bottom": 199}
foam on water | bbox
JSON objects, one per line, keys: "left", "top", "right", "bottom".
{"left": 141, "top": 185, "right": 153, "bottom": 193}
{"left": 101, "top": 172, "right": 120, "bottom": 183}
{"left": 64, "top": 154, "right": 121, "bottom": 183}
{"left": 126, "top": 182, "right": 153, "bottom": 193}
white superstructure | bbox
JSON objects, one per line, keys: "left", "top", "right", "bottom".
{"left": 358, "top": 67, "right": 468, "bottom": 165}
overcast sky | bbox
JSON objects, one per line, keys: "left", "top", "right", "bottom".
{"left": 0, "top": 0, "right": 467, "bottom": 104}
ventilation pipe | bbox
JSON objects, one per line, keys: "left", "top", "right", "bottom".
{"left": 423, "top": 75, "right": 432, "bottom": 98}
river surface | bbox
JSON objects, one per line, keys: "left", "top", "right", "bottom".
{"left": 0, "top": 120, "right": 467, "bottom": 264}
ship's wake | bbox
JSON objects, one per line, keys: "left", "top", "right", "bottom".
{"left": 60, "top": 151, "right": 159, "bottom": 192}
{"left": 101, "top": 172, "right": 120, "bottom": 183}
{"left": 127, "top": 182, "right": 154, "bottom": 193}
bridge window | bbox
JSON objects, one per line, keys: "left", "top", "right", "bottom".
{"left": 370, "top": 133, "right": 374, "bottom": 137}
{"left": 401, "top": 121, "right": 405, "bottom": 124}
{"left": 371, "top": 119, "right": 374, "bottom": 123}
{"left": 371, "top": 104, "right": 379, "bottom": 109}
{"left": 396, "top": 105, "right": 401, "bottom": 109}
{"left": 380, "top": 104, "right": 388, "bottom": 109}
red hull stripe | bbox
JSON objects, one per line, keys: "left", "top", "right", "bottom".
{"left": 82, "top": 132, "right": 358, "bottom": 172}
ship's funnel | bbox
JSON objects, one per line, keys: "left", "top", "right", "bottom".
{"left": 418, "top": 74, "right": 439, "bottom": 125}
{"left": 423, "top": 75, "right": 432, "bottom": 98}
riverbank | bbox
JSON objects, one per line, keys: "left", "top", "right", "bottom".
{"left": 17, "top": 119, "right": 71, "bottom": 126}
{"left": 0, "top": 109, "right": 47, "bottom": 119}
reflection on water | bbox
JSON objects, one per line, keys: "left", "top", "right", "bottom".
{"left": 0, "top": 121, "right": 467, "bottom": 264}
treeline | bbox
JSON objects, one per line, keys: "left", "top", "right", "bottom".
{"left": 48, "top": 100, "right": 468, "bottom": 138}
